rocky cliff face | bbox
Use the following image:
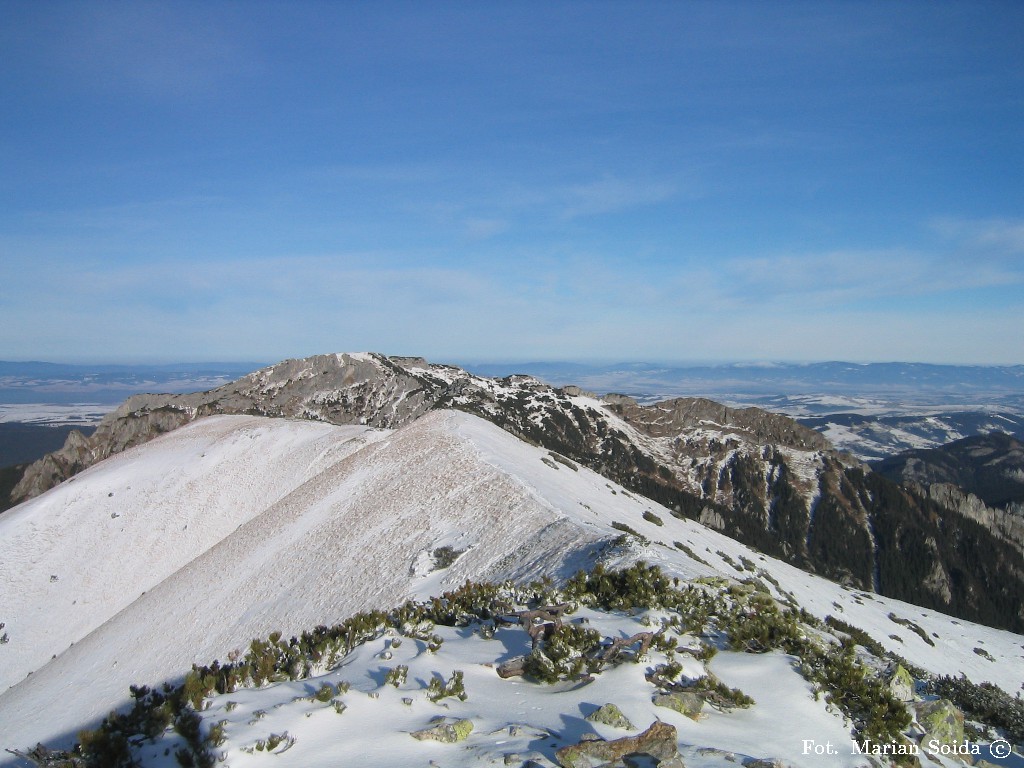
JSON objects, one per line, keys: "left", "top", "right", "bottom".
{"left": 9, "top": 352, "right": 1024, "bottom": 632}
{"left": 919, "top": 483, "right": 1024, "bottom": 552}
{"left": 872, "top": 433, "right": 1024, "bottom": 508}
{"left": 871, "top": 433, "right": 1024, "bottom": 558}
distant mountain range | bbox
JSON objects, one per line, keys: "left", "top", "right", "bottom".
{"left": 4, "top": 359, "right": 1023, "bottom": 464}
{"left": 5, "top": 359, "right": 1023, "bottom": 406}
{"left": 463, "top": 360, "right": 1024, "bottom": 400}
{"left": 0, "top": 360, "right": 264, "bottom": 405}
{"left": 871, "top": 434, "right": 1024, "bottom": 554}
{"left": 874, "top": 433, "right": 1024, "bottom": 509}
{"left": 799, "top": 408, "right": 1024, "bottom": 462}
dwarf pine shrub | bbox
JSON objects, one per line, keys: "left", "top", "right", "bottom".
{"left": 417, "top": 581, "right": 504, "bottom": 626}
{"left": 206, "top": 720, "right": 227, "bottom": 748}
{"left": 76, "top": 726, "right": 133, "bottom": 768}
{"left": 522, "top": 624, "right": 602, "bottom": 683}
{"left": 724, "top": 598, "right": 803, "bottom": 654}
{"left": 314, "top": 682, "right": 336, "bottom": 702}
{"left": 888, "top": 612, "right": 934, "bottom": 646}
{"left": 799, "top": 640, "right": 910, "bottom": 749}
{"left": 610, "top": 521, "right": 650, "bottom": 545}
{"left": 432, "top": 546, "right": 464, "bottom": 569}
{"left": 565, "top": 562, "right": 677, "bottom": 610}
{"left": 385, "top": 665, "right": 408, "bottom": 687}
{"left": 928, "top": 675, "right": 1024, "bottom": 743}
{"left": 264, "top": 732, "right": 294, "bottom": 751}
{"left": 642, "top": 510, "right": 664, "bottom": 526}
{"left": 686, "top": 675, "right": 754, "bottom": 710}
{"left": 426, "top": 670, "right": 467, "bottom": 702}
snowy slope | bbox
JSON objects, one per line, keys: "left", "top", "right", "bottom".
{"left": 457, "top": 411, "right": 1024, "bottom": 692}
{"left": 1, "top": 410, "right": 1022, "bottom": 761}
{"left": 0, "top": 415, "right": 381, "bottom": 693}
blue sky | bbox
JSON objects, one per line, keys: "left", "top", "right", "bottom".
{"left": 2, "top": 2, "right": 1022, "bottom": 365}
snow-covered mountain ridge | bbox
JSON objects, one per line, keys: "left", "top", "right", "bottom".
{"left": 10, "top": 353, "right": 1024, "bottom": 634}
{"left": 1, "top": 410, "right": 1022, "bottom": 766}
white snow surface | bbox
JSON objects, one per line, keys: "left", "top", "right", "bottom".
{"left": 0, "top": 416, "right": 382, "bottom": 691}
{"left": 0, "top": 410, "right": 1022, "bottom": 763}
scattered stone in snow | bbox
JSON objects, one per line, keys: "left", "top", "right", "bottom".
{"left": 653, "top": 690, "right": 705, "bottom": 720}
{"left": 585, "top": 702, "right": 634, "bottom": 730}
{"left": 518, "top": 755, "right": 556, "bottom": 768}
{"left": 548, "top": 452, "right": 579, "bottom": 471}
{"left": 555, "top": 721, "right": 683, "bottom": 768}
{"left": 887, "top": 664, "right": 915, "bottom": 702}
{"left": 410, "top": 716, "right": 474, "bottom": 743}
{"left": 916, "top": 698, "right": 964, "bottom": 750}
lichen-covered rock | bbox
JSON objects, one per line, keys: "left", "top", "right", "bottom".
{"left": 410, "top": 716, "right": 474, "bottom": 743}
{"left": 888, "top": 664, "right": 915, "bottom": 702}
{"left": 916, "top": 699, "right": 964, "bottom": 750}
{"left": 653, "top": 692, "right": 705, "bottom": 720}
{"left": 555, "top": 721, "right": 682, "bottom": 768}
{"left": 586, "top": 703, "right": 634, "bottom": 730}
{"left": 505, "top": 753, "right": 557, "bottom": 768}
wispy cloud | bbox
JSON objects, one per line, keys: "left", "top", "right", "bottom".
{"left": 930, "top": 217, "right": 1024, "bottom": 255}
{"left": 462, "top": 218, "right": 509, "bottom": 240}
{"left": 715, "top": 229, "right": 1024, "bottom": 309}
{"left": 42, "top": 5, "right": 256, "bottom": 100}
{"left": 395, "top": 173, "right": 680, "bottom": 238}
{"left": 558, "top": 178, "right": 676, "bottom": 219}
{"left": 719, "top": 250, "right": 924, "bottom": 306}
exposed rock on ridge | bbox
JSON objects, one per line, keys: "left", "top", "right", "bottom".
{"left": 11, "top": 353, "right": 435, "bottom": 502}
{"left": 605, "top": 394, "right": 830, "bottom": 450}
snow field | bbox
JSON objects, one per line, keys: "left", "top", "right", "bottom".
{"left": 0, "top": 415, "right": 379, "bottom": 692}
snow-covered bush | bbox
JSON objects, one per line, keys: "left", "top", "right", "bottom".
{"left": 522, "top": 624, "right": 602, "bottom": 683}
{"left": 426, "top": 670, "right": 467, "bottom": 702}
{"left": 928, "top": 674, "right": 1024, "bottom": 743}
